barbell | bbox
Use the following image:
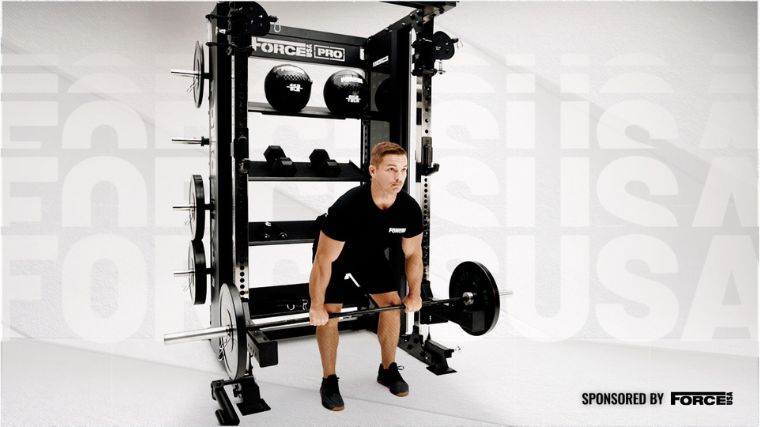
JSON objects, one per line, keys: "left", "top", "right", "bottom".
{"left": 164, "top": 261, "right": 511, "bottom": 379}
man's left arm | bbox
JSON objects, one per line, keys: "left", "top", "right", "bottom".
{"left": 401, "top": 233, "right": 423, "bottom": 312}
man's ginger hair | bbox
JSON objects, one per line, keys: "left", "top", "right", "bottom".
{"left": 370, "top": 141, "right": 407, "bottom": 167}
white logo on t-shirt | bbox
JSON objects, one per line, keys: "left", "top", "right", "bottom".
{"left": 388, "top": 227, "right": 406, "bottom": 234}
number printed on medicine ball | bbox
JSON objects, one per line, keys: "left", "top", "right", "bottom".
{"left": 323, "top": 69, "right": 368, "bottom": 116}
{"left": 264, "top": 64, "right": 312, "bottom": 112}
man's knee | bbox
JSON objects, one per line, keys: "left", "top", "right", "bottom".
{"left": 371, "top": 291, "right": 402, "bottom": 307}
{"left": 324, "top": 303, "right": 343, "bottom": 313}
{"left": 320, "top": 303, "right": 342, "bottom": 327}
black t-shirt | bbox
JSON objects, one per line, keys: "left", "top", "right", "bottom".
{"left": 321, "top": 184, "right": 423, "bottom": 265}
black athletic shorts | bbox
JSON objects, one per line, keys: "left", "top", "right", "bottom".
{"left": 324, "top": 256, "right": 399, "bottom": 304}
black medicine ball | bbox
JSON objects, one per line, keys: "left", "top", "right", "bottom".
{"left": 264, "top": 64, "right": 312, "bottom": 113}
{"left": 323, "top": 70, "right": 368, "bottom": 116}
{"left": 375, "top": 78, "right": 391, "bottom": 113}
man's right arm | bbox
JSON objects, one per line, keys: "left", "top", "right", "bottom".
{"left": 308, "top": 231, "right": 344, "bottom": 326}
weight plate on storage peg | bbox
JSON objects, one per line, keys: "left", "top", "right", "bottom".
{"left": 189, "top": 175, "right": 205, "bottom": 240}
{"left": 449, "top": 261, "right": 500, "bottom": 336}
{"left": 218, "top": 284, "right": 249, "bottom": 379}
{"left": 188, "top": 240, "right": 207, "bottom": 305}
{"left": 193, "top": 41, "right": 204, "bottom": 108}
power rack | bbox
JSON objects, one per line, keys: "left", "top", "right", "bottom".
{"left": 172, "top": 2, "right": 465, "bottom": 424}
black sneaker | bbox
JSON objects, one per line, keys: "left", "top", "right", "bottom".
{"left": 377, "top": 362, "right": 409, "bottom": 397}
{"left": 320, "top": 375, "right": 345, "bottom": 411}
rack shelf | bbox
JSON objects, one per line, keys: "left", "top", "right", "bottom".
{"left": 247, "top": 101, "right": 387, "bottom": 121}
{"left": 248, "top": 282, "right": 370, "bottom": 318}
{"left": 249, "top": 220, "right": 316, "bottom": 246}
{"left": 247, "top": 160, "right": 368, "bottom": 182}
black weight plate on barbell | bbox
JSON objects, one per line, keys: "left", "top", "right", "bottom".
{"left": 449, "top": 261, "right": 500, "bottom": 336}
{"left": 188, "top": 240, "right": 207, "bottom": 305}
{"left": 193, "top": 41, "right": 204, "bottom": 108}
{"left": 189, "top": 175, "right": 205, "bottom": 240}
{"left": 218, "top": 284, "right": 248, "bottom": 379}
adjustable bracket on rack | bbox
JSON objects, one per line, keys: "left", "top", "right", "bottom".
{"left": 417, "top": 136, "right": 439, "bottom": 179}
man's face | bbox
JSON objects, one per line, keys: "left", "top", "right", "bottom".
{"left": 370, "top": 154, "right": 408, "bottom": 193}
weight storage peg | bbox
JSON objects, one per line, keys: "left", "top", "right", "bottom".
{"left": 309, "top": 149, "right": 340, "bottom": 177}
{"left": 173, "top": 175, "right": 213, "bottom": 240}
{"left": 264, "top": 145, "right": 296, "bottom": 177}
{"left": 172, "top": 136, "right": 209, "bottom": 147}
{"left": 174, "top": 240, "right": 211, "bottom": 305}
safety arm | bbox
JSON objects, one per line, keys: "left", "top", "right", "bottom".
{"left": 401, "top": 233, "right": 423, "bottom": 297}
{"left": 309, "top": 231, "right": 344, "bottom": 307}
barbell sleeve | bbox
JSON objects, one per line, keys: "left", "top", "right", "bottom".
{"left": 164, "top": 325, "right": 230, "bottom": 345}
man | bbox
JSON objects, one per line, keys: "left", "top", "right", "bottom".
{"left": 308, "top": 141, "right": 423, "bottom": 411}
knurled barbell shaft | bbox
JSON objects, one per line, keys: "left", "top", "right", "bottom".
{"left": 254, "top": 297, "right": 462, "bottom": 330}
{"left": 164, "top": 296, "right": 462, "bottom": 345}
{"left": 163, "top": 290, "right": 514, "bottom": 345}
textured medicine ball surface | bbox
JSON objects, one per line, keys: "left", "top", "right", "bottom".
{"left": 323, "top": 70, "right": 368, "bottom": 116}
{"left": 264, "top": 64, "right": 312, "bottom": 112}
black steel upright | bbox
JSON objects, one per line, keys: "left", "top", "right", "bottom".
{"left": 207, "top": 2, "right": 233, "bottom": 357}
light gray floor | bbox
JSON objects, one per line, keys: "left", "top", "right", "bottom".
{"left": 2, "top": 331, "right": 757, "bottom": 426}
